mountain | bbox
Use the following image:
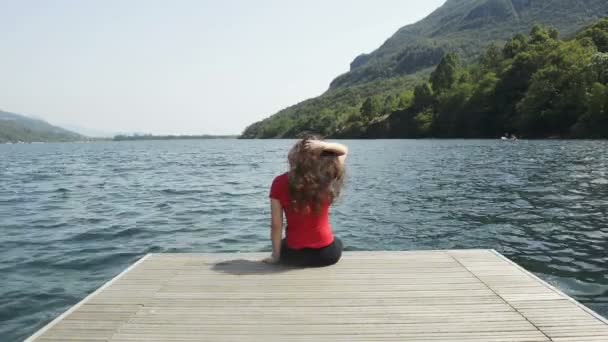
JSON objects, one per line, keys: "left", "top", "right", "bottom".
{"left": 242, "top": 0, "right": 608, "bottom": 138}
{"left": 0, "top": 110, "right": 84, "bottom": 143}
{"left": 331, "top": 0, "right": 608, "bottom": 89}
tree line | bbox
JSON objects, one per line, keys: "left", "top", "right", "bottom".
{"left": 346, "top": 19, "right": 608, "bottom": 139}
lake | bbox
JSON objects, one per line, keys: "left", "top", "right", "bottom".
{"left": 1, "top": 139, "right": 607, "bottom": 341}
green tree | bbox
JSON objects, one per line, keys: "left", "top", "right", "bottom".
{"left": 414, "top": 110, "right": 434, "bottom": 136}
{"left": 466, "top": 72, "right": 501, "bottom": 137}
{"left": 360, "top": 96, "right": 381, "bottom": 120}
{"left": 516, "top": 40, "right": 591, "bottom": 136}
{"left": 480, "top": 43, "right": 503, "bottom": 72}
{"left": 412, "top": 83, "right": 434, "bottom": 110}
{"left": 587, "top": 83, "right": 608, "bottom": 117}
{"left": 549, "top": 27, "right": 559, "bottom": 40}
{"left": 574, "top": 82, "right": 608, "bottom": 137}
{"left": 494, "top": 28, "right": 560, "bottom": 126}
{"left": 397, "top": 90, "right": 414, "bottom": 109}
{"left": 503, "top": 33, "right": 528, "bottom": 59}
{"left": 530, "top": 25, "right": 552, "bottom": 44}
{"left": 577, "top": 18, "right": 608, "bottom": 53}
{"left": 435, "top": 83, "right": 475, "bottom": 137}
{"left": 382, "top": 94, "right": 399, "bottom": 114}
{"left": 590, "top": 52, "right": 608, "bottom": 84}
{"left": 430, "top": 53, "right": 460, "bottom": 93}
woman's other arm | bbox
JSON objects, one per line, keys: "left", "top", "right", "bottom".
{"left": 263, "top": 198, "right": 283, "bottom": 264}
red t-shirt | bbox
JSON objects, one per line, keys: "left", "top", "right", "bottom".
{"left": 269, "top": 173, "right": 334, "bottom": 250}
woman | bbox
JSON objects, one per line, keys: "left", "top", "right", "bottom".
{"left": 263, "top": 137, "right": 348, "bottom": 267}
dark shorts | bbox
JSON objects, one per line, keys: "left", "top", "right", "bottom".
{"left": 280, "top": 238, "right": 343, "bottom": 267}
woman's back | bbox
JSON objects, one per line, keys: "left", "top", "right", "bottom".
{"left": 270, "top": 172, "right": 333, "bottom": 250}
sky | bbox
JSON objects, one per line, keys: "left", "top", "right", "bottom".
{"left": 0, "top": 0, "right": 446, "bottom": 136}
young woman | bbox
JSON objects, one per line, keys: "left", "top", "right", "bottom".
{"left": 263, "top": 137, "right": 348, "bottom": 267}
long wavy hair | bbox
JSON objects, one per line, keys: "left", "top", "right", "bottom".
{"left": 287, "top": 135, "right": 345, "bottom": 214}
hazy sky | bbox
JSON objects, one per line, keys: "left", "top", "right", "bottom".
{"left": 0, "top": 0, "right": 445, "bottom": 135}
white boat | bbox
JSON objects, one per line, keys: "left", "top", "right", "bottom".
{"left": 501, "top": 135, "right": 518, "bottom": 141}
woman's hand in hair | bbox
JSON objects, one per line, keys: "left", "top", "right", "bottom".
{"left": 304, "top": 139, "right": 325, "bottom": 152}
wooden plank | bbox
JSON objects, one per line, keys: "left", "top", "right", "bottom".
{"left": 24, "top": 250, "right": 608, "bottom": 341}
{"left": 450, "top": 250, "right": 608, "bottom": 341}
{"left": 24, "top": 254, "right": 151, "bottom": 342}
{"left": 109, "top": 332, "right": 550, "bottom": 342}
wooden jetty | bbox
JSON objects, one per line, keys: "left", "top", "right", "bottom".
{"left": 26, "top": 250, "right": 608, "bottom": 341}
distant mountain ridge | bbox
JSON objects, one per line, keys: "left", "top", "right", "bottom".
{"left": 0, "top": 110, "right": 83, "bottom": 143}
{"left": 242, "top": 0, "right": 608, "bottom": 138}
{"left": 331, "top": 0, "right": 608, "bottom": 89}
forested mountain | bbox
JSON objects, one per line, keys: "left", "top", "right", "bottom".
{"left": 0, "top": 111, "right": 83, "bottom": 143}
{"left": 338, "top": 20, "right": 608, "bottom": 139}
{"left": 242, "top": 0, "right": 608, "bottom": 139}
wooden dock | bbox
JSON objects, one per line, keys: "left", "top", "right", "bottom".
{"left": 26, "top": 250, "right": 608, "bottom": 341}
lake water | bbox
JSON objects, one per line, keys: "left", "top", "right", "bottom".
{"left": 1, "top": 139, "right": 607, "bottom": 341}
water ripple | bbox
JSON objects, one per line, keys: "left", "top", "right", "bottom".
{"left": 0, "top": 139, "right": 607, "bottom": 341}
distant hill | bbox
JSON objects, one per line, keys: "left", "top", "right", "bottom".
{"left": 62, "top": 124, "right": 115, "bottom": 138}
{"left": 113, "top": 134, "right": 238, "bottom": 141}
{"left": 0, "top": 110, "right": 83, "bottom": 143}
{"left": 242, "top": 0, "right": 608, "bottom": 138}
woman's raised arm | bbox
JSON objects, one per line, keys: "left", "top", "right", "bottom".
{"left": 305, "top": 140, "right": 348, "bottom": 164}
